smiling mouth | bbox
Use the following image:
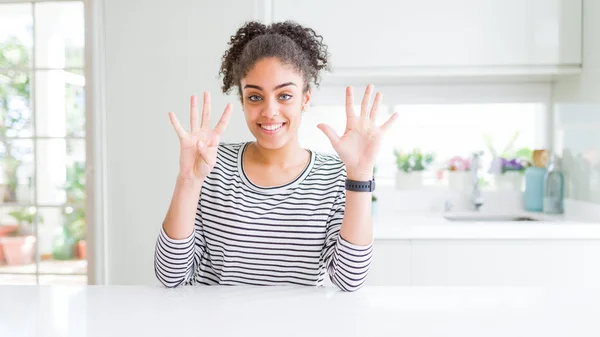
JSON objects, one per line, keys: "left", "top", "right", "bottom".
{"left": 259, "top": 122, "right": 286, "bottom": 131}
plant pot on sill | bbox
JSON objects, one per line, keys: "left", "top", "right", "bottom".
{"left": 0, "top": 225, "right": 18, "bottom": 264}
{"left": 76, "top": 240, "right": 87, "bottom": 260}
{"left": 446, "top": 171, "right": 471, "bottom": 191}
{"left": 494, "top": 171, "right": 524, "bottom": 191}
{"left": 395, "top": 171, "right": 423, "bottom": 190}
{"left": 0, "top": 235, "right": 36, "bottom": 265}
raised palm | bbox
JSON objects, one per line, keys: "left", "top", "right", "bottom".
{"left": 169, "top": 92, "right": 232, "bottom": 181}
{"left": 318, "top": 85, "right": 398, "bottom": 180}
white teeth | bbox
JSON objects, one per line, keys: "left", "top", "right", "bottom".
{"left": 261, "top": 123, "right": 283, "bottom": 131}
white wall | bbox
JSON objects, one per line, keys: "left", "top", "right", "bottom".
{"left": 102, "top": 0, "right": 255, "bottom": 284}
{"left": 553, "top": 0, "right": 600, "bottom": 204}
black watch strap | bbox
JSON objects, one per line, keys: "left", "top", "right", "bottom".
{"left": 345, "top": 177, "right": 376, "bottom": 192}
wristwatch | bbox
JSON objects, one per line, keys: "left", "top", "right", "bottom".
{"left": 345, "top": 177, "right": 376, "bottom": 192}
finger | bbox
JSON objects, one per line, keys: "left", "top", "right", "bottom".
{"left": 370, "top": 92, "right": 383, "bottom": 122}
{"left": 213, "top": 103, "right": 233, "bottom": 136}
{"left": 317, "top": 123, "right": 341, "bottom": 147}
{"left": 345, "top": 86, "right": 356, "bottom": 120}
{"left": 169, "top": 112, "right": 186, "bottom": 139}
{"left": 380, "top": 112, "right": 399, "bottom": 133}
{"left": 201, "top": 91, "right": 211, "bottom": 129}
{"left": 190, "top": 95, "right": 199, "bottom": 132}
{"left": 360, "top": 84, "right": 374, "bottom": 119}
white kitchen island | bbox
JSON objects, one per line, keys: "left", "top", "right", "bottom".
{"left": 1, "top": 285, "right": 599, "bottom": 337}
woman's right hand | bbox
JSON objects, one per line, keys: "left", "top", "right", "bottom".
{"left": 169, "top": 92, "right": 232, "bottom": 182}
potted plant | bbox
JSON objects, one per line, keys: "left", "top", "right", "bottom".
{"left": 393, "top": 148, "right": 434, "bottom": 189}
{"left": 0, "top": 207, "right": 43, "bottom": 265}
{"left": 443, "top": 155, "right": 472, "bottom": 190}
{"left": 484, "top": 132, "right": 533, "bottom": 191}
{"left": 494, "top": 149, "right": 532, "bottom": 191}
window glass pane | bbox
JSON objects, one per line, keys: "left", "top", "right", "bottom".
{"left": 1, "top": 71, "right": 33, "bottom": 138}
{"left": 35, "top": 1, "right": 85, "bottom": 68}
{"left": 387, "top": 103, "right": 544, "bottom": 183}
{"left": 36, "top": 139, "right": 85, "bottom": 205}
{"left": 38, "top": 206, "right": 87, "bottom": 275}
{"left": 35, "top": 69, "right": 85, "bottom": 137}
{"left": 0, "top": 139, "right": 34, "bottom": 204}
{"left": 0, "top": 3, "right": 33, "bottom": 69}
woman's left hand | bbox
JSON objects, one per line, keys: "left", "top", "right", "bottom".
{"left": 318, "top": 84, "right": 398, "bottom": 181}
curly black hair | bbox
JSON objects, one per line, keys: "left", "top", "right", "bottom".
{"left": 219, "top": 20, "right": 330, "bottom": 97}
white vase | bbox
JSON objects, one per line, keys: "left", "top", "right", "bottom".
{"left": 395, "top": 171, "right": 423, "bottom": 190}
{"left": 495, "top": 171, "right": 523, "bottom": 191}
{"left": 447, "top": 171, "right": 472, "bottom": 191}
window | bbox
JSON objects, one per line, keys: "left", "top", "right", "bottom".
{"left": 0, "top": 1, "right": 86, "bottom": 285}
{"left": 300, "top": 85, "right": 548, "bottom": 187}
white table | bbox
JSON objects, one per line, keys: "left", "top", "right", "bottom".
{"left": 1, "top": 285, "right": 599, "bottom": 336}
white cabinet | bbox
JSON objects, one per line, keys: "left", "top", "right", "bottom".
{"left": 366, "top": 240, "right": 411, "bottom": 286}
{"left": 272, "top": 0, "right": 582, "bottom": 78}
{"left": 411, "top": 240, "right": 600, "bottom": 286}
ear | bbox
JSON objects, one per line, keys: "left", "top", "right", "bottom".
{"left": 303, "top": 88, "right": 312, "bottom": 110}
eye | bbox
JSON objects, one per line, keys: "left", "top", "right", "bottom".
{"left": 248, "top": 95, "right": 262, "bottom": 102}
{"left": 279, "top": 93, "right": 292, "bottom": 101}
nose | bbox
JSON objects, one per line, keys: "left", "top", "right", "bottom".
{"left": 261, "top": 98, "right": 279, "bottom": 118}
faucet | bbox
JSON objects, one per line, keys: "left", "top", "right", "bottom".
{"left": 470, "top": 151, "right": 484, "bottom": 211}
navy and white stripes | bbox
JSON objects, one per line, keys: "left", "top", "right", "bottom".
{"left": 154, "top": 142, "right": 372, "bottom": 291}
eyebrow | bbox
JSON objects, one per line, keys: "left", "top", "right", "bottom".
{"left": 243, "top": 82, "right": 297, "bottom": 91}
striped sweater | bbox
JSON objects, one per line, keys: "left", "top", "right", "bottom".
{"left": 154, "top": 142, "right": 373, "bottom": 291}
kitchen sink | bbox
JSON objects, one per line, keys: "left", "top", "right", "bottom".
{"left": 443, "top": 212, "right": 539, "bottom": 222}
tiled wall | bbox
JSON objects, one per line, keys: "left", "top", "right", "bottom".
{"left": 553, "top": 0, "right": 600, "bottom": 205}
{"left": 554, "top": 104, "right": 600, "bottom": 204}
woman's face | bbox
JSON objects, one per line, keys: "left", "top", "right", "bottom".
{"left": 240, "top": 57, "right": 311, "bottom": 150}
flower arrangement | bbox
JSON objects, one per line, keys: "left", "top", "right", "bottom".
{"left": 499, "top": 157, "right": 531, "bottom": 173}
{"left": 484, "top": 131, "right": 532, "bottom": 174}
{"left": 394, "top": 149, "right": 435, "bottom": 173}
{"left": 444, "top": 155, "right": 471, "bottom": 172}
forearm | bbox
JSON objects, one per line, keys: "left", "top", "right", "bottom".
{"left": 339, "top": 170, "right": 373, "bottom": 246}
{"left": 154, "top": 228, "right": 196, "bottom": 287}
{"left": 155, "top": 175, "right": 203, "bottom": 287}
{"left": 162, "top": 175, "right": 204, "bottom": 240}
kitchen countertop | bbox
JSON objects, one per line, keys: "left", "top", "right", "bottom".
{"left": 373, "top": 211, "right": 600, "bottom": 240}
{"left": 2, "top": 285, "right": 600, "bottom": 337}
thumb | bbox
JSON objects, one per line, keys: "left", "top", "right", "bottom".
{"left": 317, "top": 123, "right": 340, "bottom": 147}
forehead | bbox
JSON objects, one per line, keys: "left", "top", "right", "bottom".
{"left": 242, "top": 57, "right": 303, "bottom": 89}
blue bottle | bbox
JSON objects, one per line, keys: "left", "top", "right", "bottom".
{"left": 543, "top": 154, "right": 565, "bottom": 214}
{"left": 524, "top": 167, "right": 547, "bottom": 212}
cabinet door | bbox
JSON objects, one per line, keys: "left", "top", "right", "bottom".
{"left": 411, "top": 240, "right": 600, "bottom": 286}
{"left": 364, "top": 240, "right": 411, "bottom": 286}
{"left": 272, "top": 0, "right": 581, "bottom": 69}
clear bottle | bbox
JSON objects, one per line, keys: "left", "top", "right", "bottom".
{"left": 543, "top": 153, "right": 565, "bottom": 214}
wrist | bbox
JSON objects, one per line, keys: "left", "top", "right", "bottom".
{"left": 177, "top": 174, "right": 205, "bottom": 189}
{"left": 346, "top": 170, "right": 373, "bottom": 181}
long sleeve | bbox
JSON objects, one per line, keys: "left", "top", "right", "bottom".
{"left": 322, "top": 186, "right": 373, "bottom": 292}
{"left": 154, "top": 208, "right": 206, "bottom": 288}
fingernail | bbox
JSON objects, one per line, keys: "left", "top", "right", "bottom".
{"left": 198, "top": 141, "right": 205, "bottom": 148}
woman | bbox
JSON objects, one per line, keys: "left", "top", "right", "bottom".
{"left": 154, "top": 21, "right": 397, "bottom": 292}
